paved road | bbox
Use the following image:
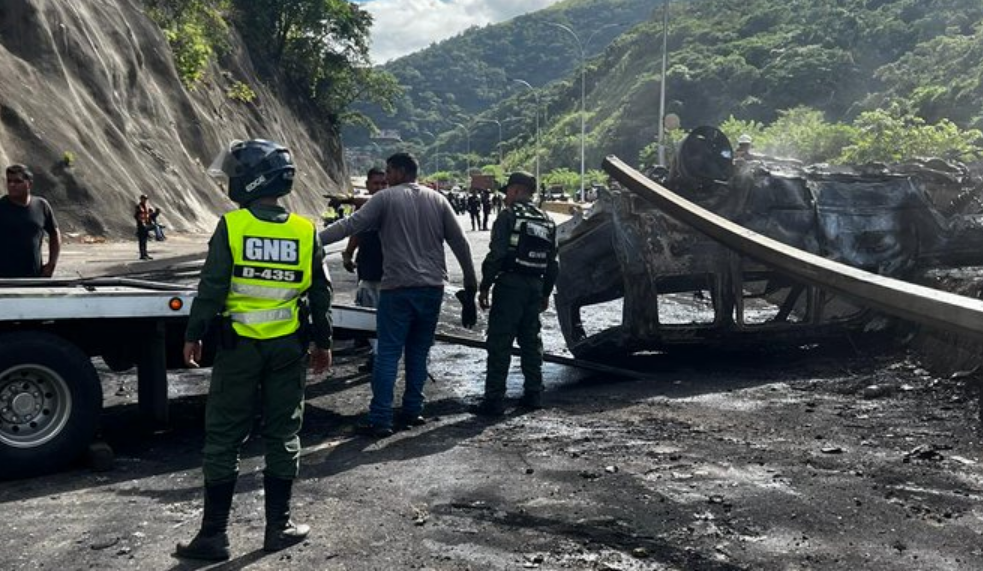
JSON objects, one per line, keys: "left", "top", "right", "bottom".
{"left": 4, "top": 211, "right": 983, "bottom": 570}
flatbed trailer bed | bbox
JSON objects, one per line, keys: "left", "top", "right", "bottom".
{"left": 0, "top": 278, "right": 374, "bottom": 480}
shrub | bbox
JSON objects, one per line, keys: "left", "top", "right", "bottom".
{"left": 839, "top": 103, "right": 983, "bottom": 163}
{"left": 226, "top": 80, "right": 257, "bottom": 103}
{"left": 761, "top": 107, "right": 856, "bottom": 164}
{"left": 148, "top": 1, "right": 230, "bottom": 89}
{"left": 164, "top": 23, "right": 213, "bottom": 88}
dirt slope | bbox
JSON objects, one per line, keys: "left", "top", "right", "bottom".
{"left": 0, "top": 0, "right": 344, "bottom": 237}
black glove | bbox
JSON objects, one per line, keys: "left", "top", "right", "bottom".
{"left": 342, "top": 251, "right": 356, "bottom": 273}
{"left": 456, "top": 288, "right": 477, "bottom": 329}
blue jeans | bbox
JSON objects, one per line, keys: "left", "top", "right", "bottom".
{"left": 369, "top": 287, "right": 444, "bottom": 427}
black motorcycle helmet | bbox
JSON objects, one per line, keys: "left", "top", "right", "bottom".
{"left": 208, "top": 139, "right": 295, "bottom": 205}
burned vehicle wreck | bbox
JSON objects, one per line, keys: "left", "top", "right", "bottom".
{"left": 554, "top": 126, "right": 983, "bottom": 360}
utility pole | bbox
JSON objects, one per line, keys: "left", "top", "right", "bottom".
{"left": 548, "top": 22, "right": 623, "bottom": 200}
{"left": 657, "top": 1, "right": 670, "bottom": 166}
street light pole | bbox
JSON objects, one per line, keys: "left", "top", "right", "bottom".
{"left": 548, "top": 22, "right": 622, "bottom": 201}
{"left": 510, "top": 78, "right": 540, "bottom": 186}
{"left": 451, "top": 121, "right": 471, "bottom": 175}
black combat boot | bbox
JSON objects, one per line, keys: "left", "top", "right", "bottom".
{"left": 470, "top": 398, "right": 506, "bottom": 417}
{"left": 263, "top": 475, "right": 311, "bottom": 552}
{"left": 175, "top": 479, "right": 236, "bottom": 561}
{"left": 519, "top": 391, "right": 543, "bottom": 410}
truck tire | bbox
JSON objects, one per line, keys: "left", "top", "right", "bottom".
{"left": 0, "top": 331, "right": 102, "bottom": 480}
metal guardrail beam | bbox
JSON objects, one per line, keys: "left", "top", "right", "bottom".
{"left": 603, "top": 155, "right": 983, "bottom": 342}
{"left": 434, "top": 332, "right": 653, "bottom": 379}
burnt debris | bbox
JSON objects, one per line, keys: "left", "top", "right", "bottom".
{"left": 555, "top": 127, "right": 983, "bottom": 360}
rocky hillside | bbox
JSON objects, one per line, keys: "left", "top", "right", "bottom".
{"left": 0, "top": 0, "right": 345, "bottom": 238}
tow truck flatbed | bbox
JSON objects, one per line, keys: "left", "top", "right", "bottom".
{"left": 0, "top": 277, "right": 373, "bottom": 480}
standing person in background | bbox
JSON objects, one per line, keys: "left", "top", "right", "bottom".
{"left": 734, "top": 134, "right": 755, "bottom": 162}
{"left": 466, "top": 190, "right": 481, "bottom": 231}
{"left": 480, "top": 189, "right": 492, "bottom": 230}
{"left": 321, "top": 152, "right": 479, "bottom": 436}
{"left": 176, "top": 139, "right": 332, "bottom": 561}
{"left": 0, "top": 164, "right": 60, "bottom": 278}
{"left": 135, "top": 194, "right": 153, "bottom": 260}
{"left": 473, "top": 172, "right": 558, "bottom": 416}
{"left": 342, "top": 166, "right": 388, "bottom": 373}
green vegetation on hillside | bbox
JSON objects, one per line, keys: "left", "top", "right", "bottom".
{"left": 374, "top": 0, "right": 983, "bottom": 184}
{"left": 655, "top": 105, "right": 982, "bottom": 167}
{"left": 146, "top": 0, "right": 230, "bottom": 87}
{"left": 564, "top": 0, "right": 983, "bottom": 171}
{"left": 341, "top": 0, "right": 655, "bottom": 149}
{"left": 148, "top": 0, "right": 983, "bottom": 181}
{"left": 145, "top": 0, "right": 400, "bottom": 128}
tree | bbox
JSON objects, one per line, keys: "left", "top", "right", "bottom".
{"left": 839, "top": 103, "right": 983, "bottom": 163}
{"left": 147, "top": 0, "right": 399, "bottom": 127}
{"left": 760, "top": 107, "right": 856, "bottom": 163}
{"left": 542, "top": 169, "right": 579, "bottom": 194}
{"left": 146, "top": 0, "right": 231, "bottom": 88}
{"left": 480, "top": 164, "right": 505, "bottom": 183}
{"left": 230, "top": 0, "right": 401, "bottom": 127}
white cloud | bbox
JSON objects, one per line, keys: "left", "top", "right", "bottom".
{"left": 360, "top": 0, "right": 564, "bottom": 63}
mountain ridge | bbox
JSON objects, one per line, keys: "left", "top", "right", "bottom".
{"left": 342, "top": 0, "right": 657, "bottom": 157}
{"left": 352, "top": 0, "right": 983, "bottom": 177}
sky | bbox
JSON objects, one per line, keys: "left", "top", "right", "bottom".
{"left": 352, "top": 0, "right": 565, "bottom": 63}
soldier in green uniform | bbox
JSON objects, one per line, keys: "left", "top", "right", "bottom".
{"left": 176, "top": 139, "right": 333, "bottom": 561}
{"left": 473, "top": 172, "right": 559, "bottom": 416}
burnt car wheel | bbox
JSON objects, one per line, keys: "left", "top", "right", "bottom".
{"left": 0, "top": 332, "right": 101, "bottom": 480}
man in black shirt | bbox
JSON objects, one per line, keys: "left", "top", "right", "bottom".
{"left": 466, "top": 191, "right": 481, "bottom": 231}
{"left": 480, "top": 189, "right": 492, "bottom": 230}
{"left": 135, "top": 194, "right": 153, "bottom": 260}
{"left": 342, "top": 167, "right": 387, "bottom": 372}
{"left": 0, "top": 164, "right": 60, "bottom": 278}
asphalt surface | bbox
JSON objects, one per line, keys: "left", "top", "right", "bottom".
{"left": 4, "top": 212, "right": 983, "bottom": 570}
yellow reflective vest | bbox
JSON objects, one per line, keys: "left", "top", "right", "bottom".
{"left": 223, "top": 209, "right": 314, "bottom": 339}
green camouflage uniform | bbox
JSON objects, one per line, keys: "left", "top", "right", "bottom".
{"left": 185, "top": 204, "right": 332, "bottom": 483}
{"left": 480, "top": 200, "right": 558, "bottom": 403}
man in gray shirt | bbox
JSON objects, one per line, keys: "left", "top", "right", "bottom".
{"left": 320, "top": 152, "right": 478, "bottom": 436}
